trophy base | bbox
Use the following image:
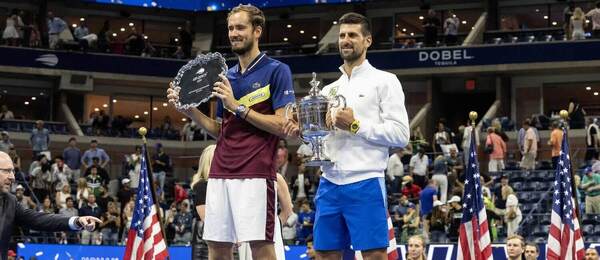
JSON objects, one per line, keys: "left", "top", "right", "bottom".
{"left": 305, "top": 159, "right": 333, "bottom": 167}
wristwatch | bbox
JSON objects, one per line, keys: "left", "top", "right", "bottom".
{"left": 350, "top": 120, "right": 360, "bottom": 134}
{"left": 234, "top": 104, "right": 247, "bottom": 119}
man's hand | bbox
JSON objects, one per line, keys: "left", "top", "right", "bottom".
{"left": 333, "top": 107, "right": 356, "bottom": 132}
{"left": 167, "top": 82, "right": 196, "bottom": 116}
{"left": 213, "top": 74, "right": 240, "bottom": 112}
{"left": 78, "top": 216, "right": 103, "bottom": 231}
{"left": 279, "top": 208, "right": 293, "bottom": 225}
{"left": 283, "top": 119, "right": 300, "bottom": 138}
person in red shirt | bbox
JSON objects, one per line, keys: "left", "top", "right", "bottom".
{"left": 486, "top": 127, "right": 507, "bottom": 172}
{"left": 401, "top": 175, "right": 422, "bottom": 203}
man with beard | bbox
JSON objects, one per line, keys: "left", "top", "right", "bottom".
{"left": 167, "top": 4, "right": 295, "bottom": 259}
{"left": 0, "top": 151, "right": 101, "bottom": 259}
{"left": 284, "top": 12, "right": 409, "bottom": 260}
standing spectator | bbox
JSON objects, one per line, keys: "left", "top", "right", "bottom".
{"left": 29, "top": 24, "right": 41, "bottom": 47}
{"left": 387, "top": 148, "right": 404, "bottom": 193}
{"left": 296, "top": 201, "right": 315, "bottom": 245}
{"left": 63, "top": 137, "right": 82, "bottom": 181}
{"left": 486, "top": 127, "right": 507, "bottom": 172}
{"left": 121, "top": 199, "right": 135, "bottom": 243}
{"left": 0, "top": 105, "right": 14, "bottom": 120}
{"left": 564, "top": 1, "right": 576, "bottom": 40}
{"left": 520, "top": 120, "right": 538, "bottom": 170}
{"left": 409, "top": 147, "right": 429, "bottom": 188}
{"left": 59, "top": 197, "right": 78, "bottom": 218}
{"left": 586, "top": 1, "right": 600, "bottom": 39}
{"left": 117, "top": 178, "right": 132, "bottom": 213}
{"left": 423, "top": 9, "right": 441, "bottom": 47}
{"left": 30, "top": 120, "right": 50, "bottom": 159}
{"left": 15, "top": 184, "right": 36, "bottom": 210}
{"left": 86, "top": 166, "right": 104, "bottom": 197}
{"left": 173, "top": 201, "right": 193, "bottom": 245}
{"left": 504, "top": 194, "right": 522, "bottom": 236}
{"left": 548, "top": 122, "right": 564, "bottom": 169}
{"left": 419, "top": 179, "right": 438, "bottom": 241}
{"left": 401, "top": 176, "right": 422, "bottom": 203}
{"left": 2, "top": 11, "right": 20, "bottom": 46}
{"left": 0, "top": 131, "right": 13, "bottom": 153}
{"left": 52, "top": 156, "right": 72, "bottom": 184}
{"left": 569, "top": 98, "right": 586, "bottom": 129}
{"left": 76, "top": 177, "right": 90, "bottom": 208}
{"left": 8, "top": 145, "right": 20, "bottom": 177}
{"left": 99, "top": 201, "right": 121, "bottom": 245}
{"left": 431, "top": 155, "right": 449, "bottom": 203}
{"left": 493, "top": 175, "right": 514, "bottom": 210}
{"left": 127, "top": 146, "right": 142, "bottom": 191}
{"left": 191, "top": 144, "right": 215, "bottom": 258}
{"left": 581, "top": 167, "right": 600, "bottom": 214}
{"left": 54, "top": 182, "right": 72, "bottom": 209}
{"left": 462, "top": 122, "right": 480, "bottom": 166}
{"left": 400, "top": 203, "right": 419, "bottom": 243}
{"left": 47, "top": 12, "right": 67, "bottom": 49}
{"left": 152, "top": 143, "right": 171, "bottom": 192}
{"left": 96, "top": 20, "right": 112, "bottom": 53}
{"left": 30, "top": 155, "right": 54, "bottom": 201}
{"left": 446, "top": 148, "right": 464, "bottom": 196}
{"left": 571, "top": 7, "right": 587, "bottom": 40}
{"left": 392, "top": 195, "right": 410, "bottom": 228}
{"left": 587, "top": 118, "right": 600, "bottom": 162}
{"left": 81, "top": 139, "right": 110, "bottom": 171}
{"left": 433, "top": 122, "right": 451, "bottom": 154}
{"left": 124, "top": 26, "right": 144, "bottom": 55}
{"left": 181, "top": 118, "right": 196, "bottom": 141}
{"left": 444, "top": 11, "right": 460, "bottom": 46}
{"left": 446, "top": 196, "right": 462, "bottom": 242}
{"left": 79, "top": 194, "right": 103, "bottom": 245}
{"left": 179, "top": 21, "right": 193, "bottom": 58}
{"left": 292, "top": 163, "right": 309, "bottom": 202}
{"left": 428, "top": 201, "right": 449, "bottom": 243}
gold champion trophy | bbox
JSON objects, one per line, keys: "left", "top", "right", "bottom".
{"left": 285, "top": 72, "right": 346, "bottom": 166}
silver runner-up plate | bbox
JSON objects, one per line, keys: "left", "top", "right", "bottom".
{"left": 172, "top": 52, "right": 228, "bottom": 110}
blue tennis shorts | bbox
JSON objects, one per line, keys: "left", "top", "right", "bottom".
{"left": 313, "top": 177, "right": 389, "bottom": 251}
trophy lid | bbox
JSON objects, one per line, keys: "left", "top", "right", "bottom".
{"left": 308, "top": 72, "right": 321, "bottom": 96}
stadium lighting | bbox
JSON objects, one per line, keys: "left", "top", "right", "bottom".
{"left": 410, "top": 32, "right": 414, "bottom": 36}
{"left": 134, "top": 115, "right": 140, "bottom": 119}
{"left": 595, "top": 92, "right": 599, "bottom": 96}
{"left": 80, "top": 18, "right": 85, "bottom": 21}
{"left": 181, "top": 118, "right": 187, "bottom": 122}
{"left": 39, "top": 92, "right": 44, "bottom": 96}
{"left": 402, "top": 28, "right": 407, "bottom": 32}
{"left": 543, "top": 15, "right": 548, "bottom": 20}
{"left": 94, "top": 108, "right": 100, "bottom": 112}
{"left": 300, "top": 30, "right": 304, "bottom": 34}
{"left": 143, "top": 111, "right": 149, "bottom": 115}
{"left": 312, "top": 35, "right": 317, "bottom": 39}
{"left": 143, "top": 35, "right": 148, "bottom": 40}
{"left": 162, "top": 103, "right": 168, "bottom": 107}
{"left": 586, "top": 86, "right": 592, "bottom": 91}
{"left": 552, "top": 21, "right": 557, "bottom": 26}
{"left": 120, "top": 28, "right": 125, "bottom": 32}
{"left": 24, "top": 101, "right": 29, "bottom": 105}
{"left": 419, "top": 16, "right": 424, "bottom": 20}
{"left": 112, "top": 33, "right": 117, "bottom": 37}
{"left": 535, "top": 9, "right": 540, "bottom": 13}
{"left": 129, "top": 22, "right": 134, "bottom": 27}
{"left": 102, "top": 104, "right": 108, "bottom": 108}
{"left": 72, "top": 24, "right": 77, "bottom": 28}
{"left": 174, "top": 38, "right": 179, "bottom": 42}
{"left": 177, "top": 26, "right": 182, "bottom": 30}
{"left": 153, "top": 107, "right": 158, "bottom": 111}
{"left": 283, "top": 37, "right": 288, "bottom": 41}
{"left": 586, "top": 20, "right": 590, "bottom": 24}
{"left": 287, "top": 24, "right": 292, "bottom": 28}
{"left": 31, "top": 97, "right": 36, "bottom": 101}
{"left": 332, "top": 21, "right": 337, "bottom": 25}
{"left": 113, "top": 99, "right": 117, "bottom": 103}
{"left": 462, "top": 21, "right": 467, "bottom": 24}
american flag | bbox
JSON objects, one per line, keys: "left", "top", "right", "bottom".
{"left": 354, "top": 214, "right": 399, "bottom": 260}
{"left": 546, "top": 127, "right": 585, "bottom": 260}
{"left": 124, "top": 144, "right": 169, "bottom": 260}
{"left": 457, "top": 131, "right": 492, "bottom": 260}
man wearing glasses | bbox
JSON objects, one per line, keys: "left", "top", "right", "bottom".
{"left": 0, "top": 151, "right": 102, "bottom": 259}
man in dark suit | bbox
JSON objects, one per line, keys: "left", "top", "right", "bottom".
{"left": 0, "top": 151, "right": 101, "bottom": 259}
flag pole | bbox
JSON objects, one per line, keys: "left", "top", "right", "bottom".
{"left": 138, "top": 127, "right": 169, "bottom": 245}
{"left": 559, "top": 110, "right": 582, "bottom": 222}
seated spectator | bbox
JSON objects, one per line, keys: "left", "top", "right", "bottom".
{"left": 392, "top": 194, "right": 410, "bottom": 227}
{"left": 172, "top": 201, "right": 193, "bottom": 245}
{"left": 428, "top": 201, "right": 449, "bottom": 243}
{"left": 181, "top": 118, "right": 196, "bottom": 141}
{"left": 504, "top": 194, "right": 522, "bottom": 236}
{"left": 73, "top": 21, "right": 92, "bottom": 51}
{"left": 401, "top": 176, "right": 421, "bottom": 203}
{"left": 59, "top": 197, "right": 78, "bottom": 218}
{"left": 493, "top": 175, "right": 514, "bottom": 210}
{"left": 296, "top": 201, "right": 315, "bottom": 245}
{"left": 15, "top": 184, "right": 36, "bottom": 210}
{"left": 0, "top": 105, "right": 14, "bottom": 120}
{"left": 141, "top": 39, "right": 156, "bottom": 57}
{"left": 40, "top": 197, "right": 55, "bottom": 214}
{"left": 54, "top": 182, "right": 72, "bottom": 209}
{"left": 124, "top": 26, "right": 144, "bottom": 55}
{"left": 91, "top": 110, "right": 110, "bottom": 136}
{"left": 84, "top": 157, "right": 109, "bottom": 183}
{"left": 29, "top": 24, "right": 40, "bottom": 47}
{"left": 581, "top": 167, "right": 600, "bottom": 214}
{"left": 96, "top": 20, "right": 112, "bottom": 53}
{"left": 400, "top": 202, "right": 419, "bottom": 243}
{"left": 100, "top": 201, "right": 121, "bottom": 245}
{"left": 117, "top": 178, "right": 133, "bottom": 212}
{"left": 110, "top": 115, "right": 131, "bottom": 137}
{"left": 79, "top": 194, "right": 103, "bottom": 245}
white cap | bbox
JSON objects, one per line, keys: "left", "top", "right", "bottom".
{"left": 121, "top": 178, "right": 131, "bottom": 185}
{"left": 15, "top": 184, "right": 24, "bottom": 190}
{"left": 433, "top": 200, "right": 444, "bottom": 207}
{"left": 448, "top": 196, "right": 461, "bottom": 204}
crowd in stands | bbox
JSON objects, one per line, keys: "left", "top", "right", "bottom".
{"left": 2, "top": 9, "right": 194, "bottom": 59}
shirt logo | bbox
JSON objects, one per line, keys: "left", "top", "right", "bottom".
{"left": 252, "top": 82, "right": 262, "bottom": 89}
{"left": 328, "top": 86, "right": 338, "bottom": 97}
{"left": 284, "top": 90, "right": 294, "bottom": 95}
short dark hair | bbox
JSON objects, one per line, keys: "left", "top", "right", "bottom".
{"left": 68, "top": 137, "right": 76, "bottom": 142}
{"left": 338, "top": 12, "right": 371, "bottom": 36}
{"left": 66, "top": 197, "right": 74, "bottom": 203}
{"left": 525, "top": 243, "right": 539, "bottom": 253}
{"left": 91, "top": 139, "right": 98, "bottom": 143}
{"left": 228, "top": 4, "right": 265, "bottom": 30}
{"left": 523, "top": 119, "right": 531, "bottom": 126}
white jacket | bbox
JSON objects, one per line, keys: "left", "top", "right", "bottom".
{"left": 320, "top": 60, "right": 410, "bottom": 185}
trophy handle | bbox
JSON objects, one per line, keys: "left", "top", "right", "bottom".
{"left": 284, "top": 103, "right": 297, "bottom": 121}
{"left": 330, "top": 95, "right": 347, "bottom": 109}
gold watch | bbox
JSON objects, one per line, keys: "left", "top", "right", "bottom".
{"left": 350, "top": 120, "right": 360, "bottom": 134}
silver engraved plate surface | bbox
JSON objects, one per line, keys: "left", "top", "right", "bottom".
{"left": 172, "top": 52, "right": 228, "bottom": 110}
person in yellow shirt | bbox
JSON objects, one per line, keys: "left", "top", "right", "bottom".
{"left": 548, "top": 122, "right": 564, "bottom": 169}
